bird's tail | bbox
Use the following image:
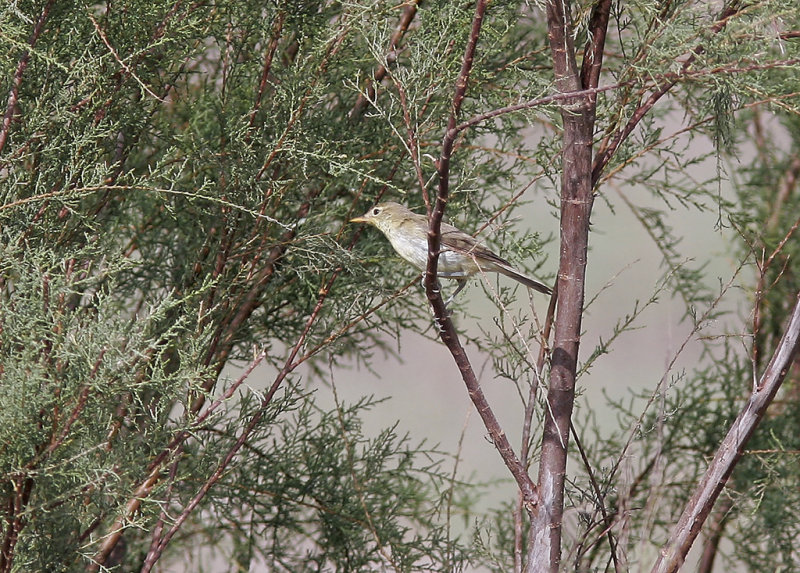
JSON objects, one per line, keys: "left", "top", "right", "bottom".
{"left": 497, "top": 265, "right": 553, "bottom": 296}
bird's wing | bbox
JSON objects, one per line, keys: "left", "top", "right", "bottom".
{"left": 398, "top": 214, "right": 430, "bottom": 237}
{"left": 440, "top": 224, "right": 512, "bottom": 266}
{"left": 439, "top": 222, "right": 553, "bottom": 295}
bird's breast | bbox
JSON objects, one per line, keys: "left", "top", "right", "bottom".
{"left": 385, "top": 231, "right": 429, "bottom": 271}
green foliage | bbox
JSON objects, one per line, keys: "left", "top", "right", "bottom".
{"left": 1, "top": 0, "right": 799, "bottom": 571}
{"left": 1, "top": 0, "right": 483, "bottom": 569}
{"left": 158, "top": 391, "right": 474, "bottom": 572}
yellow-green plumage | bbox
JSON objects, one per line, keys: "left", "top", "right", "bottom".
{"left": 351, "top": 202, "right": 552, "bottom": 298}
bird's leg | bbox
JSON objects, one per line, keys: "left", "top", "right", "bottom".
{"left": 443, "top": 279, "right": 468, "bottom": 307}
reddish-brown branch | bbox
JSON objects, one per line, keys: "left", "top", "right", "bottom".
{"left": 0, "top": 476, "right": 34, "bottom": 573}
{"left": 46, "top": 351, "right": 107, "bottom": 456}
{"left": 0, "top": 0, "right": 53, "bottom": 155}
{"left": 350, "top": 1, "right": 419, "bottom": 119}
{"left": 580, "top": 0, "right": 613, "bottom": 94}
{"left": 652, "top": 291, "right": 800, "bottom": 573}
{"left": 87, "top": 467, "right": 162, "bottom": 572}
{"left": 568, "top": 2, "right": 619, "bottom": 567}
{"left": 88, "top": 13, "right": 164, "bottom": 102}
{"left": 248, "top": 11, "right": 286, "bottom": 130}
{"left": 255, "top": 30, "right": 348, "bottom": 181}
{"left": 425, "top": 0, "right": 539, "bottom": 511}
{"left": 197, "top": 196, "right": 315, "bottom": 390}
{"left": 592, "top": 3, "right": 743, "bottom": 184}
{"left": 527, "top": 0, "right": 597, "bottom": 568}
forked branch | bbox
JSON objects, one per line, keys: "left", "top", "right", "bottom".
{"left": 652, "top": 291, "right": 800, "bottom": 573}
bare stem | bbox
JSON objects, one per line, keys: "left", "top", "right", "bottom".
{"left": 0, "top": 0, "right": 53, "bottom": 155}
{"left": 652, "top": 291, "right": 800, "bottom": 573}
{"left": 426, "top": 0, "right": 539, "bottom": 510}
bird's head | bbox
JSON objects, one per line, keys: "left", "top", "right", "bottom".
{"left": 350, "top": 202, "right": 413, "bottom": 233}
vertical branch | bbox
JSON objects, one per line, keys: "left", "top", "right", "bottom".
{"left": 580, "top": 0, "right": 613, "bottom": 112}
{"left": 652, "top": 291, "right": 800, "bottom": 573}
{"left": 527, "top": 0, "right": 607, "bottom": 567}
{"left": 426, "top": 0, "right": 539, "bottom": 509}
{"left": 0, "top": 0, "right": 54, "bottom": 155}
{"left": 247, "top": 11, "right": 286, "bottom": 131}
{"left": 0, "top": 477, "right": 34, "bottom": 573}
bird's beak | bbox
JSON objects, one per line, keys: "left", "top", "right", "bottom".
{"left": 350, "top": 214, "right": 368, "bottom": 223}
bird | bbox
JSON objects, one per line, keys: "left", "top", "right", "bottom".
{"left": 350, "top": 201, "right": 552, "bottom": 303}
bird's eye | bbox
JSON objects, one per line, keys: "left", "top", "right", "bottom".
{"left": 372, "top": 208, "right": 381, "bottom": 216}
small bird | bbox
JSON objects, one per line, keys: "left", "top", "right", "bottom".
{"left": 350, "top": 202, "right": 552, "bottom": 302}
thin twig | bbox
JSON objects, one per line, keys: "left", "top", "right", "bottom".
{"left": 350, "top": 1, "right": 419, "bottom": 119}
{"left": 425, "top": 0, "right": 540, "bottom": 510}
{"left": 87, "top": 12, "right": 165, "bottom": 102}
{"left": 652, "top": 291, "right": 800, "bottom": 573}
{"left": 0, "top": 0, "right": 54, "bottom": 155}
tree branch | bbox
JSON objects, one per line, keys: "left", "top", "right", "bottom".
{"left": 426, "top": 0, "right": 540, "bottom": 510}
{"left": 527, "top": 0, "right": 598, "bottom": 568}
{"left": 652, "top": 290, "right": 800, "bottom": 573}
{"left": 580, "top": 0, "right": 613, "bottom": 94}
{"left": 350, "top": 0, "right": 420, "bottom": 119}
{"left": 0, "top": 0, "right": 53, "bottom": 155}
